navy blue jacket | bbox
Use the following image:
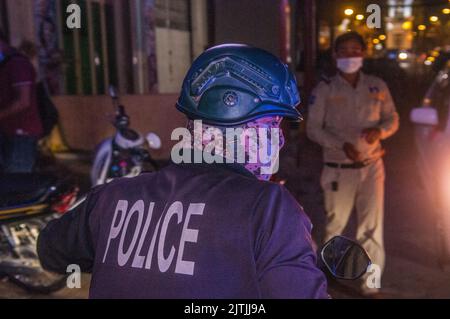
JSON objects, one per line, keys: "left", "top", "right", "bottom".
{"left": 37, "top": 162, "right": 328, "bottom": 298}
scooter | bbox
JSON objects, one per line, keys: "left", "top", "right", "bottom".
{"left": 91, "top": 86, "right": 162, "bottom": 186}
{"left": 0, "top": 173, "right": 79, "bottom": 293}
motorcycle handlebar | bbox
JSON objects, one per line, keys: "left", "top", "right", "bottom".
{"left": 114, "top": 105, "right": 129, "bottom": 128}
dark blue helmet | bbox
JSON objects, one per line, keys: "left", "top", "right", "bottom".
{"left": 176, "top": 44, "right": 302, "bottom": 126}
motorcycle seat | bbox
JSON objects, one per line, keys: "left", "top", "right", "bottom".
{"left": 0, "top": 173, "right": 58, "bottom": 208}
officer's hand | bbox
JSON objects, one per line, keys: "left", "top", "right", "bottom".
{"left": 343, "top": 142, "right": 362, "bottom": 162}
{"left": 362, "top": 127, "right": 381, "bottom": 144}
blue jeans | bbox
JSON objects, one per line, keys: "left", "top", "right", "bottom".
{"left": 0, "top": 135, "right": 38, "bottom": 173}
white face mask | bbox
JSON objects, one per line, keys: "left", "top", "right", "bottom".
{"left": 336, "top": 57, "right": 363, "bottom": 74}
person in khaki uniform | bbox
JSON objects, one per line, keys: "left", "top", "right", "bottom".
{"left": 306, "top": 32, "right": 399, "bottom": 294}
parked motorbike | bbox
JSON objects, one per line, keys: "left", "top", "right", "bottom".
{"left": 91, "top": 86, "right": 162, "bottom": 186}
{"left": 0, "top": 173, "right": 79, "bottom": 293}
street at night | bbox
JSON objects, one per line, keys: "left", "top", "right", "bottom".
{"left": 1, "top": 71, "right": 449, "bottom": 299}
{"left": 1, "top": 0, "right": 450, "bottom": 307}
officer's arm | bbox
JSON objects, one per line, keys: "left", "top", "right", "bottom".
{"left": 306, "top": 83, "right": 344, "bottom": 149}
{"left": 377, "top": 81, "right": 400, "bottom": 140}
{"left": 37, "top": 188, "right": 101, "bottom": 274}
{"left": 252, "top": 185, "right": 329, "bottom": 299}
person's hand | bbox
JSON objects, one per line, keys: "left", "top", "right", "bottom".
{"left": 362, "top": 127, "right": 381, "bottom": 144}
{"left": 343, "top": 142, "right": 362, "bottom": 162}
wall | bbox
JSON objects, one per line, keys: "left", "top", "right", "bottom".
{"left": 155, "top": 27, "right": 191, "bottom": 93}
{"left": 190, "top": 0, "right": 208, "bottom": 59}
{"left": 213, "top": 0, "right": 280, "bottom": 56}
{"left": 5, "top": 0, "right": 35, "bottom": 47}
{"left": 53, "top": 94, "right": 186, "bottom": 159}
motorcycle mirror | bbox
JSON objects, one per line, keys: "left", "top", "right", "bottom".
{"left": 320, "top": 236, "right": 371, "bottom": 280}
{"left": 109, "top": 85, "right": 118, "bottom": 99}
{"left": 146, "top": 132, "right": 162, "bottom": 150}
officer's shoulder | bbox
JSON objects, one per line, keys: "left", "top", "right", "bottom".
{"left": 256, "top": 182, "right": 311, "bottom": 224}
{"left": 314, "top": 74, "right": 337, "bottom": 91}
{"left": 258, "top": 182, "right": 302, "bottom": 207}
{"left": 364, "top": 73, "right": 387, "bottom": 87}
{"left": 84, "top": 178, "right": 123, "bottom": 201}
{"left": 319, "top": 74, "right": 332, "bottom": 84}
{"left": 316, "top": 75, "right": 333, "bottom": 87}
{"left": 88, "top": 173, "right": 152, "bottom": 197}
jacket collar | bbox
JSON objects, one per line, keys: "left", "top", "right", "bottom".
{"left": 170, "top": 148, "right": 257, "bottom": 179}
{"left": 336, "top": 71, "right": 366, "bottom": 89}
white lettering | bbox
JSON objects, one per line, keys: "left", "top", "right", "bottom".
{"left": 366, "top": 4, "right": 381, "bottom": 29}
{"left": 118, "top": 200, "right": 144, "bottom": 266}
{"left": 175, "top": 203, "right": 205, "bottom": 275}
{"left": 103, "top": 200, "right": 128, "bottom": 263}
{"left": 144, "top": 210, "right": 164, "bottom": 269}
{"left": 66, "top": 264, "right": 81, "bottom": 288}
{"left": 66, "top": 4, "right": 81, "bottom": 29}
{"left": 169, "top": 120, "right": 282, "bottom": 174}
{"left": 131, "top": 202, "right": 155, "bottom": 268}
{"left": 171, "top": 128, "right": 192, "bottom": 163}
{"left": 103, "top": 200, "right": 205, "bottom": 275}
{"left": 366, "top": 263, "right": 382, "bottom": 289}
{"left": 157, "top": 201, "right": 183, "bottom": 272}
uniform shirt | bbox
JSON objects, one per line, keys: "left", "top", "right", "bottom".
{"left": 306, "top": 72, "right": 399, "bottom": 163}
{"left": 37, "top": 161, "right": 328, "bottom": 299}
{"left": 0, "top": 48, "right": 43, "bottom": 137}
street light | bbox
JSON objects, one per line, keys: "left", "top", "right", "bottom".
{"left": 443, "top": 8, "right": 450, "bottom": 14}
{"left": 429, "top": 16, "right": 439, "bottom": 22}
{"left": 398, "top": 52, "right": 408, "bottom": 60}
{"left": 431, "top": 50, "right": 440, "bottom": 57}
{"left": 379, "top": 34, "right": 386, "bottom": 41}
{"left": 373, "top": 38, "right": 380, "bottom": 44}
{"left": 402, "top": 21, "right": 413, "bottom": 30}
{"left": 344, "top": 8, "right": 354, "bottom": 16}
{"left": 356, "top": 14, "right": 364, "bottom": 21}
{"left": 418, "top": 24, "right": 427, "bottom": 31}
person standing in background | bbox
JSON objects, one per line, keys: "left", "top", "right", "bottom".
{"left": 0, "top": 29, "right": 43, "bottom": 173}
{"left": 306, "top": 32, "right": 399, "bottom": 296}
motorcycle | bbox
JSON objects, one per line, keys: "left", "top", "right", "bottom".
{"left": 91, "top": 86, "right": 162, "bottom": 186}
{"left": 0, "top": 173, "right": 79, "bottom": 293}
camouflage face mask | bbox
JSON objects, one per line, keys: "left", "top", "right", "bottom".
{"left": 187, "top": 116, "right": 284, "bottom": 181}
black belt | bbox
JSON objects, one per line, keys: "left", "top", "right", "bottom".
{"left": 325, "top": 162, "right": 367, "bottom": 169}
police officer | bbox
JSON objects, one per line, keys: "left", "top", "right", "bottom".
{"left": 38, "top": 44, "right": 329, "bottom": 299}
{"left": 306, "top": 32, "right": 399, "bottom": 294}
